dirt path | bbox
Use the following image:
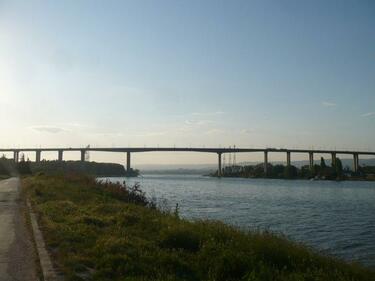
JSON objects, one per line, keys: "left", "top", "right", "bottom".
{"left": 0, "top": 178, "right": 38, "bottom": 281}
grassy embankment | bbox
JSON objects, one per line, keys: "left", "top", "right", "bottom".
{"left": 23, "top": 174, "right": 374, "bottom": 281}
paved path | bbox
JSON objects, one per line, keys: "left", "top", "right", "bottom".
{"left": 0, "top": 178, "right": 37, "bottom": 281}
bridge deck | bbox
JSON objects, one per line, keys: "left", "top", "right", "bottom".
{"left": 0, "top": 147, "right": 374, "bottom": 155}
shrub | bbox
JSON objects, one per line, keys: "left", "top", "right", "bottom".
{"left": 96, "top": 180, "right": 151, "bottom": 207}
{"left": 160, "top": 225, "right": 201, "bottom": 252}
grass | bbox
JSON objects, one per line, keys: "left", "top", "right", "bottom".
{"left": 23, "top": 173, "right": 375, "bottom": 281}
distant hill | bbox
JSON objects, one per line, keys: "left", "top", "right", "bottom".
{"left": 141, "top": 168, "right": 214, "bottom": 175}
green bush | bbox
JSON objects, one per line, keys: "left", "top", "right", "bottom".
{"left": 160, "top": 225, "right": 201, "bottom": 252}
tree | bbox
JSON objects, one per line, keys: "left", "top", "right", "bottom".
{"left": 335, "top": 157, "right": 343, "bottom": 177}
{"left": 20, "top": 153, "right": 25, "bottom": 162}
{"left": 320, "top": 157, "right": 326, "bottom": 168}
{"left": 272, "top": 164, "right": 284, "bottom": 178}
{"left": 299, "top": 165, "right": 312, "bottom": 178}
{"left": 284, "top": 165, "right": 298, "bottom": 178}
{"left": 17, "top": 156, "right": 32, "bottom": 175}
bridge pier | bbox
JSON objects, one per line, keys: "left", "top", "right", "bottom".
{"left": 353, "top": 153, "right": 359, "bottom": 173}
{"left": 331, "top": 152, "right": 336, "bottom": 168}
{"left": 309, "top": 152, "right": 314, "bottom": 170}
{"left": 80, "top": 150, "right": 86, "bottom": 162}
{"left": 58, "top": 150, "right": 64, "bottom": 162}
{"left": 264, "top": 151, "right": 268, "bottom": 176}
{"left": 126, "top": 152, "right": 131, "bottom": 173}
{"left": 35, "top": 150, "right": 41, "bottom": 163}
{"left": 286, "top": 151, "right": 291, "bottom": 167}
{"left": 218, "top": 153, "right": 222, "bottom": 177}
{"left": 13, "top": 151, "right": 19, "bottom": 163}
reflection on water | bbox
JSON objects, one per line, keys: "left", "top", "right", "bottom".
{"left": 101, "top": 174, "right": 375, "bottom": 267}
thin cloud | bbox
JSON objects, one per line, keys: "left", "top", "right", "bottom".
{"left": 90, "top": 131, "right": 166, "bottom": 138}
{"left": 169, "top": 111, "right": 224, "bottom": 119}
{"left": 191, "top": 111, "right": 225, "bottom": 116}
{"left": 361, "top": 112, "right": 375, "bottom": 117}
{"left": 184, "top": 120, "right": 212, "bottom": 126}
{"left": 240, "top": 129, "right": 254, "bottom": 135}
{"left": 30, "top": 126, "right": 67, "bottom": 134}
{"left": 205, "top": 129, "right": 225, "bottom": 135}
{"left": 61, "top": 122, "right": 87, "bottom": 127}
{"left": 91, "top": 132, "right": 124, "bottom": 137}
{"left": 321, "top": 101, "right": 337, "bottom": 107}
{"left": 131, "top": 132, "right": 167, "bottom": 137}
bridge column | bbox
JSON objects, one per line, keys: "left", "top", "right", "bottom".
{"left": 309, "top": 152, "right": 314, "bottom": 170}
{"left": 126, "top": 152, "right": 131, "bottom": 173}
{"left": 286, "top": 151, "right": 291, "bottom": 167}
{"left": 58, "top": 150, "right": 64, "bottom": 162}
{"left": 13, "top": 151, "right": 19, "bottom": 163}
{"left": 80, "top": 150, "right": 86, "bottom": 162}
{"left": 35, "top": 150, "right": 41, "bottom": 163}
{"left": 218, "top": 153, "right": 222, "bottom": 177}
{"left": 264, "top": 151, "right": 268, "bottom": 176}
{"left": 331, "top": 152, "right": 336, "bottom": 168}
{"left": 353, "top": 153, "right": 359, "bottom": 173}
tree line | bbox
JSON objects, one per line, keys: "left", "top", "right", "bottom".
{"left": 214, "top": 157, "right": 375, "bottom": 180}
{"left": 0, "top": 155, "right": 139, "bottom": 177}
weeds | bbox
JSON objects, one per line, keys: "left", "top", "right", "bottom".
{"left": 23, "top": 173, "right": 375, "bottom": 281}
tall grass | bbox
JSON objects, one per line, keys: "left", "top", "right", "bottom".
{"left": 23, "top": 173, "right": 374, "bottom": 281}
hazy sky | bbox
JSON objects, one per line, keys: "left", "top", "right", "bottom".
{"left": 0, "top": 0, "right": 374, "bottom": 165}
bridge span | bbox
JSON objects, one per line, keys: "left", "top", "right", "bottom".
{"left": 1, "top": 147, "right": 374, "bottom": 176}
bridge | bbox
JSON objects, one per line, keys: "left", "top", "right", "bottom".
{"left": 2, "top": 147, "right": 375, "bottom": 176}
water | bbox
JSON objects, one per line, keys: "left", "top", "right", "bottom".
{"left": 101, "top": 174, "right": 375, "bottom": 268}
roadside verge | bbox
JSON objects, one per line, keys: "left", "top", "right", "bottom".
{"left": 26, "top": 200, "right": 62, "bottom": 281}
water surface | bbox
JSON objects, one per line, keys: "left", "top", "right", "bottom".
{"left": 101, "top": 174, "right": 375, "bottom": 267}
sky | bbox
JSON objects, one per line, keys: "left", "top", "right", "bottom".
{"left": 0, "top": 0, "right": 374, "bottom": 166}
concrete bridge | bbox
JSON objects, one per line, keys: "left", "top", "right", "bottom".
{"left": 2, "top": 147, "right": 374, "bottom": 176}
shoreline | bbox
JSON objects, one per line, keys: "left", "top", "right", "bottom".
{"left": 209, "top": 175, "right": 375, "bottom": 182}
{"left": 103, "top": 173, "right": 375, "bottom": 183}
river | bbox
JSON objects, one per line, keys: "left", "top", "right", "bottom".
{"left": 101, "top": 174, "right": 375, "bottom": 268}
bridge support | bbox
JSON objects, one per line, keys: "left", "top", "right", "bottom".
{"left": 35, "top": 150, "right": 41, "bottom": 163}
{"left": 218, "top": 153, "right": 222, "bottom": 177}
{"left": 264, "top": 151, "right": 268, "bottom": 176}
{"left": 126, "top": 152, "right": 131, "bottom": 173}
{"left": 13, "top": 151, "right": 19, "bottom": 163}
{"left": 353, "top": 153, "right": 359, "bottom": 173}
{"left": 286, "top": 151, "right": 291, "bottom": 167}
{"left": 331, "top": 152, "right": 336, "bottom": 168}
{"left": 309, "top": 152, "right": 314, "bottom": 170}
{"left": 58, "top": 150, "right": 64, "bottom": 162}
{"left": 80, "top": 150, "right": 86, "bottom": 162}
